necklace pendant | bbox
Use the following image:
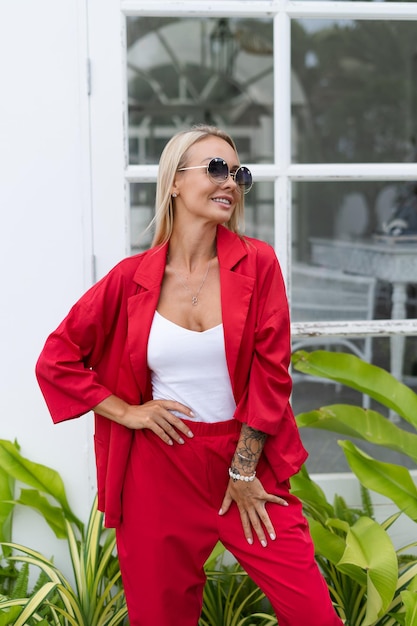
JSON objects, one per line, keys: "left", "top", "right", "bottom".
{"left": 191, "top": 296, "right": 198, "bottom": 306}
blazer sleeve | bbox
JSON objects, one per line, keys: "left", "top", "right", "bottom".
{"left": 234, "top": 246, "right": 293, "bottom": 435}
{"left": 35, "top": 269, "right": 125, "bottom": 424}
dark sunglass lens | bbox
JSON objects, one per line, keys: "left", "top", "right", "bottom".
{"left": 208, "top": 158, "right": 228, "bottom": 182}
{"left": 235, "top": 167, "right": 253, "bottom": 193}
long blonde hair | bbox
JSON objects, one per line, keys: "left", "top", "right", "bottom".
{"left": 151, "top": 125, "right": 245, "bottom": 246}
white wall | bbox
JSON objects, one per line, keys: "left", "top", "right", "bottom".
{"left": 1, "top": 0, "right": 414, "bottom": 582}
{"left": 0, "top": 0, "right": 95, "bottom": 568}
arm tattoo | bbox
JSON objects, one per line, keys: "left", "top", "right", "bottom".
{"left": 231, "top": 423, "right": 267, "bottom": 475}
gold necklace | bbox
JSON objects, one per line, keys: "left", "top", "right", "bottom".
{"left": 170, "top": 259, "right": 212, "bottom": 306}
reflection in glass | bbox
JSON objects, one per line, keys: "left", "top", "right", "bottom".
{"left": 129, "top": 181, "right": 274, "bottom": 254}
{"left": 244, "top": 181, "right": 274, "bottom": 245}
{"left": 126, "top": 17, "right": 274, "bottom": 165}
{"left": 291, "top": 20, "right": 417, "bottom": 163}
{"left": 292, "top": 180, "right": 417, "bottom": 264}
{"left": 130, "top": 183, "right": 156, "bottom": 254}
{"left": 292, "top": 337, "right": 417, "bottom": 473}
{"left": 291, "top": 179, "right": 417, "bottom": 405}
{"left": 291, "top": 335, "right": 417, "bottom": 474}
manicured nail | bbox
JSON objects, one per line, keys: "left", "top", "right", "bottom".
{"left": 189, "top": 411, "right": 195, "bottom": 417}
{"left": 178, "top": 438, "right": 185, "bottom": 445}
{"left": 270, "top": 533, "right": 276, "bottom": 541}
{"left": 261, "top": 540, "right": 267, "bottom": 548}
{"left": 187, "top": 431, "right": 194, "bottom": 438}
{"left": 168, "top": 439, "right": 173, "bottom": 446}
{"left": 247, "top": 537, "right": 253, "bottom": 545}
{"left": 218, "top": 508, "right": 223, "bottom": 515}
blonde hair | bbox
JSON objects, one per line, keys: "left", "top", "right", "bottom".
{"left": 151, "top": 125, "right": 245, "bottom": 246}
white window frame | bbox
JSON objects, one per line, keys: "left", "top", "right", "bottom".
{"left": 87, "top": 0, "right": 417, "bottom": 346}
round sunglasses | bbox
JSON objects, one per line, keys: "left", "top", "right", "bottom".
{"left": 178, "top": 157, "right": 253, "bottom": 194}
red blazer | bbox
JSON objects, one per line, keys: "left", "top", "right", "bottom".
{"left": 36, "top": 226, "right": 307, "bottom": 527}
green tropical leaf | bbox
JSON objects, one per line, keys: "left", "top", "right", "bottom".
{"left": 106, "top": 609, "right": 129, "bottom": 626}
{"left": 397, "top": 566, "right": 417, "bottom": 598}
{"left": 401, "top": 590, "right": 417, "bottom": 626}
{"left": 0, "top": 440, "right": 82, "bottom": 531}
{"left": 340, "top": 441, "right": 417, "bottom": 521}
{"left": 204, "top": 541, "right": 226, "bottom": 569}
{"left": 16, "top": 489, "right": 67, "bottom": 539}
{"left": 305, "top": 518, "right": 347, "bottom": 566}
{"left": 13, "top": 581, "right": 59, "bottom": 626}
{"left": 10, "top": 561, "right": 29, "bottom": 600}
{"left": 0, "top": 605, "right": 22, "bottom": 626}
{"left": 290, "top": 465, "right": 332, "bottom": 509}
{"left": 337, "top": 516, "right": 398, "bottom": 625}
{"left": 292, "top": 350, "right": 417, "bottom": 427}
{"left": 0, "top": 463, "right": 14, "bottom": 545}
{"left": 296, "top": 404, "right": 417, "bottom": 464}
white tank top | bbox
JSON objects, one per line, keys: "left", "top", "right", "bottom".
{"left": 147, "top": 311, "right": 236, "bottom": 423}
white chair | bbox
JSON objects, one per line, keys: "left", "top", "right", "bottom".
{"left": 290, "top": 263, "right": 377, "bottom": 408}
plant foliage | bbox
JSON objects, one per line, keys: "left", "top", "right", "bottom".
{"left": 292, "top": 349, "right": 417, "bottom": 625}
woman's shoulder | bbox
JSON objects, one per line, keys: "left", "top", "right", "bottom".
{"left": 241, "top": 234, "right": 279, "bottom": 266}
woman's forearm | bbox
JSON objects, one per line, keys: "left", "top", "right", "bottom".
{"left": 231, "top": 423, "right": 267, "bottom": 477}
{"left": 93, "top": 394, "right": 130, "bottom": 423}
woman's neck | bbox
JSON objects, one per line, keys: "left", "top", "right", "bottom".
{"left": 168, "top": 226, "right": 217, "bottom": 272}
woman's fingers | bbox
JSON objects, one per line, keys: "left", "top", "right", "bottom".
{"left": 157, "top": 399, "right": 195, "bottom": 420}
{"left": 239, "top": 508, "right": 254, "bottom": 546}
{"left": 133, "top": 400, "right": 195, "bottom": 444}
{"left": 226, "top": 479, "right": 288, "bottom": 547}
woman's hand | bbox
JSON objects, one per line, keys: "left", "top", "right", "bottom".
{"left": 93, "top": 395, "right": 195, "bottom": 445}
{"left": 219, "top": 477, "right": 288, "bottom": 547}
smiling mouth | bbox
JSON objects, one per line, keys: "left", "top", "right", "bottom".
{"left": 212, "top": 197, "right": 232, "bottom": 206}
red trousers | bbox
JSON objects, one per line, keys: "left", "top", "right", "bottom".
{"left": 116, "top": 419, "right": 342, "bottom": 626}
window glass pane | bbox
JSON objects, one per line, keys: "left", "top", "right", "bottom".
{"left": 126, "top": 17, "right": 273, "bottom": 164}
{"left": 291, "top": 20, "right": 417, "bottom": 163}
{"left": 130, "top": 183, "right": 156, "bottom": 254}
{"left": 292, "top": 335, "right": 417, "bottom": 473}
{"left": 244, "top": 181, "right": 274, "bottom": 245}
{"left": 129, "top": 180, "right": 274, "bottom": 254}
{"left": 291, "top": 179, "right": 417, "bottom": 322}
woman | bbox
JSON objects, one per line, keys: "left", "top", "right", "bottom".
{"left": 36, "top": 125, "right": 343, "bottom": 626}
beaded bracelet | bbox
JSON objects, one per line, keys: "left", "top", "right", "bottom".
{"left": 228, "top": 467, "right": 256, "bottom": 483}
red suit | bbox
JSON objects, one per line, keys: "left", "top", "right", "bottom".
{"left": 36, "top": 225, "right": 342, "bottom": 626}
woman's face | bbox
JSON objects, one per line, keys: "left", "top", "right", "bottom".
{"left": 172, "top": 136, "right": 241, "bottom": 227}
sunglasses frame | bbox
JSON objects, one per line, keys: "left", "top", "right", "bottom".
{"left": 178, "top": 157, "right": 253, "bottom": 194}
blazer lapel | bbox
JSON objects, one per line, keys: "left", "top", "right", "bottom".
{"left": 217, "top": 227, "right": 255, "bottom": 393}
{"left": 127, "top": 243, "right": 168, "bottom": 398}
{"left": 125, "top": 228, "right": 255, "bottom": 401}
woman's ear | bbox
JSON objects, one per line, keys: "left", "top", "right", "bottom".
{"left": 171, "top": 182, "right": 180, "bottom": 197}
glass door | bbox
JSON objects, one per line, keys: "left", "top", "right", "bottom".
{"left": 87, "top": 0, "right": 417, "bottom": 470}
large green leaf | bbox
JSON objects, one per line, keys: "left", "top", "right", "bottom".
{"left": 401, "top": 590, "right": 417, "bottom": 626}
{"left": 204, "top": 541, "right": 226, "bottom": 569}
{"left": 292, "top": 350, "right": 417, "bottom": 427}
{"left": 16, "top": 489, "right": 67, "bottom": 539}
{"left": 290, "top": 465, "right": 334, "bottom": 519}
{"left": 0, "top": 440, "right": 82, "bottom": 531}
{"left": 0, "top": 463, "right": 14, "bottom": 545}
{"left": 337, "top": 516, "right": 398, "bottom": 626}
{"left": 13, "top": 581, "right": 60, "bottom": 626}
{"left": 0, "top": 605, "right": 22, "bottom": 626}
{"left": 340, "top": 441, "right": 417, "bottom": 521}
{"left": 296, "top": 404, "right": 417, "bottom": 464}
{"left": 307, "top": 518, "right": 347, "bottom": 565}
{"left": 0, "top": 537, "right": 125, "bottom": 626}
